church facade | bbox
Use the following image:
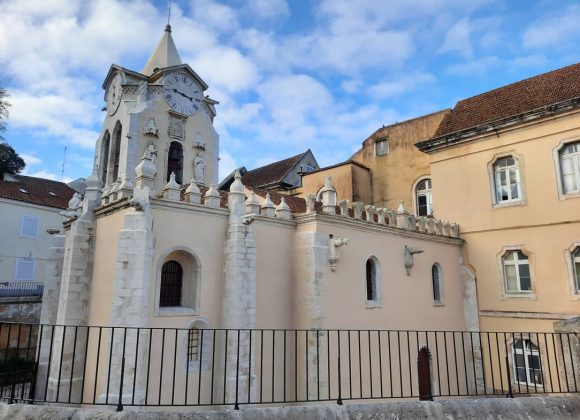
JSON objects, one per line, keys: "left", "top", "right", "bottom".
{"left": 37, "top": 26, "right": 480, "bottom": 404}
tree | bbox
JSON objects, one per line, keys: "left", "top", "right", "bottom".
{"left": 0, "top": 87, "right": 10, "bottom": 142}
{"left": 0, "top": 143, "right": 25, "bottom": 180}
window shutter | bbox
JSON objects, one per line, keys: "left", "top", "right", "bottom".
{"left": 15, "top": 258, "right": 35, "bottom": 281}
{"left": 20, "top": 216, "right": 39, "bottom": 238}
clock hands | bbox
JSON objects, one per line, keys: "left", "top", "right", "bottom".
{"left": 171, "top": 88, "right": 194, "bottom": 101}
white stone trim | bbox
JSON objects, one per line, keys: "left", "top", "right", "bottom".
{"left": 183, "top": 317, "right": 213, "bottom": 373}
{"left": 564, "top": 241, "right": 580, "bottom": 300}
{"left": 150, "top": 198, "right": 229, "bottom": 217}
{"left": 479, "top": 310, "right": 577, "bottom": 320}
{"left": 487, "top": 151, "right": 528, "bottom": 209}
{"left": 552, "top": 135, "right": 580, "bottom": 201}
{"left": 295, "top": 213, "right": 463, "bottom": 246}
{"left": 364, "top": 255, "right": 383, "bottom": 309}
{"left": 154, "top": 246, "right": 201, "bottom": 317}
{"left": 496, "top": 245, "right": 537, "bottom": 300}
{"left": 411, "top": 175, "right": 432, "bottom": 217}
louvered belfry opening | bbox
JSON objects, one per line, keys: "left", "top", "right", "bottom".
{"left": 160, "top": 260, "right": 183, "bottom": 307}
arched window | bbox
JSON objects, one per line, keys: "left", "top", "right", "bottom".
{"left": 100, "top": 131, "right": 110, "bottom": 186}
{"left": 366, "top": 258, "right": 378, "bottom": 302}
{"left": 502, "top": 250, "right": 531, "bottom": 293}
{"left": 572, "top": 247, "right": 580, "bottom": 294}
{"left": 160, "top": 260, "right": 183, "bottom": 307}
{"left": 494, "top": 156, "right": 521, "bottom": 203}
{"left": 167, "top": 141, "right": 184, "bottom": 184}
{"left": 416, "top": 179, "right": 432, "bottom": 216}
{"left": 108, "top": 122, "right": 122, "bottom": 183}
{"left": 512, "top": 338, "right": 542, "bottom": 386}
{"left": 432, "top": 264, "right": 442, "bottom": 303}
{"left": 559, "top": 142, "right": 580, "bottom": 194}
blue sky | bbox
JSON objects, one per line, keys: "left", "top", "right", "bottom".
{"left": 1, "top": 0, "right": 579, "bottom": 183}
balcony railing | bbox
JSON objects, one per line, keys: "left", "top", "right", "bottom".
{"left": 0, "top": 323, "right": 577, "bottom": 410}
{"left": 0, "top": 282, "right": 44, "bottom": 298}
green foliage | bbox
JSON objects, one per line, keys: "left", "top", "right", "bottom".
{"left": 0, "top": 358, "right": 37, "bottom": 386}
{"left": 0, "top": 142, "right": 25, "bottom": 180}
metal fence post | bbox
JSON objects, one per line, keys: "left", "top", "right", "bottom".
{"left": 505, "top": 354, "right": 514, "bottom": 398}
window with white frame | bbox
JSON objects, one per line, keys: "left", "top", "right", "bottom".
{"left": 494, "top": 156, "right": 521, "bottom": 203}
{"left": 502, "top": 250, "right": 531, "bottom": 293}
{"left": 559, "top": 142, "right": 580, "bottom": 194}
{"left": 432, "top": 264, "right": 442, "bottom": 303}
{"left": 19, "top": 215, "right": 39, "bottom": 238}
{"left": 375, "top": 138, "right": 389, "bottom": 156}
{"left": 366, "top": 258, "right": 379, "bottom": 303}
{"left": 416, "top": 179, "right": 433, "bottom": 216}
{"left": 572, "top": 247, "right": 580, "bottom": 294}
{"left": 512, "top": 339, "right": 543, "bottom": 386}
{"left": 14, "top": 258, "right": 35, "bottom": 281}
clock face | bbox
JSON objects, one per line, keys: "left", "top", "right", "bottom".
{"left": 106, "top": 73, "right": 123, "bottom": 116}
{"left": 163, "top": 73, "right": 203, "bottom": 116}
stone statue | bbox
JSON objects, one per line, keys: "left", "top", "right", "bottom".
{"left": 404, "top": 245, "right": 424, "bottom": 276}
{"left": 60, "top": 192, "right": 83, "bottom": 218}
{"left": 193, "top": 153, "right": 206, "bottom": 184}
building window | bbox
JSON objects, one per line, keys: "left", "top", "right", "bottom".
{"left": 14, "top": 258, "right": 35, "bottom": 281}
{"left": 375, "top": 138, "right": 389, "bottom": 156}
{"left": 366, "top": 258, "right": 378, "bottom": 302}
{"left": 494, "top": 156, "right": 521, "bottom": 203}
{"left": 432, "top": 264, "right": 442, "bottom": 303}
{"left": 416, "top": 179, "right": 433, "bottom": 216}
{"left": 108, "top": 122, "right": 122, "bottom": 183}
{"left": 572, "top": 248, "right": 580, "bottom": 294}
{"left": 19, "top": 215, "right": 39, "bottom": 238}
{"left": 160, "top": 260, "right": 183, "bottom": 307}
{"left": 512, "top": 339, "right": 543, "bottom": 386}
{"left": 167, "top": 141, "right": 184, "bottom": 184}
{"left": 503, "top": 250, "right": 531, "bottom": 293}
{"left": 188, "top": 328, "right": 200, "bottom": 362}
{"left": 559, "top": 142, "right": 580, "bottom": 194}
{"left": 100, "top": 130, "right": 110, "bottom": 186}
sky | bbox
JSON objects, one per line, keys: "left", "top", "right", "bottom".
{"left": 1, "top": 0, "right": 579, "bottom": 183}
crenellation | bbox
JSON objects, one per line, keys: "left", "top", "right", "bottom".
{"left": 205, "top": 184, "right": 221, "bottom": 208}
{"left": 261, "top": 193, "right": 276, "bottom": 217}
{"left": 338, "top": 199, "right": 349, "bottom": 216}
{"left": 353, "top": 201, "right": 364, "bottom": 219}
{"left": 162, "top": 172, "right": 181, "bottom": 201}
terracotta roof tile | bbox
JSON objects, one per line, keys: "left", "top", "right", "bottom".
{"left": 241, "top": 152, "right": 306, "bottom": 189}
{"left": 0, "top": 175, "right": 76, "bottom": 209}
{"left": 435, "top": 62, "right": 580, "bottom": 137}
{"left": 252, "top": 190, "right": 309, "bottom": 214}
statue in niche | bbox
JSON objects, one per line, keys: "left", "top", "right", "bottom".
{"left": 168, "top": 116, "right": 184, "bottom": 139}
{"left": 193, "top": 153, "right": 206, "bottom": 184}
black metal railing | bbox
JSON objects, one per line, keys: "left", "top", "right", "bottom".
{"left": 0, "top": 282, "right": 44, "bottom": 298}
{"left": 0, "top": 323, "right": 577, "bottom": 410}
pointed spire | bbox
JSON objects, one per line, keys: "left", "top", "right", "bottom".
{"left": 142, "top": 25, "right": 182, "bottom": 76}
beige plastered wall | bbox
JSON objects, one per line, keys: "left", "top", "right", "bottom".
{"left": 351, "top": 110, "right": 449, "bottom": 212}
{"left": 0, "top": 199, "right": 66, "bottom": 284}
{"left": 294, "top": 215, "right": 468, "bottom": 331}
{"left": 429, "top": 110, "right": 580, "bottom": 333}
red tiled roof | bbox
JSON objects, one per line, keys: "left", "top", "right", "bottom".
{"left": 252, "top": 189, "right": 309, "bottom": 214}
{"left": 0, "top": 175, "right": 76, "bottom": 209}
{"left": 434, "top": 63, "right": 580, "bottom": 137}
{"left": 241, "top": 152, "right": 306, "bottom": 189}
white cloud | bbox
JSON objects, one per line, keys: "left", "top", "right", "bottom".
{"left": 19, "top": 153, "right": 42, "bottom": 166}
{"left": 218, "top": 152, "right": 239, "bottom": 180}
{"left": 244, "top": 0, "right": 290, "bottom": 20}
{"left": 523, "top": 5, "right": 580, "bottom": 49}
{"left": 23, "top": 169, "right": 73, "bottom": 183}
{"left": 368, "top": 73, "right": 436, "bottom": 99}
{"left": 191, "top": 0, "right": 239, "bottom": 32}
{"left": 445, "top": 55, "right": 501, "bottom": 76}
{"left": 189, "top": 47, "right": 259, "bottom": 93}
{"left": 439, "top": 18, "right": 473, "bottom": 58}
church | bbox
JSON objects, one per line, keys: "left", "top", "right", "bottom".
{"left": 34, "top": 25, "right": 482, "bottom": 405}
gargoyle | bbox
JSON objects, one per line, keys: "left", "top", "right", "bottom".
{"left": 329, "top": 234, "right": 350, "bottom": 272}
{"left": 404, "top": 245, "right": 424, "bottom": 276}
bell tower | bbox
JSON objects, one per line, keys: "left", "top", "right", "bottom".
{"left": 92, "top": 24, "right": 219, "bottom": 201}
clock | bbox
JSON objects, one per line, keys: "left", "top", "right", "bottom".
{"left": 106, "top": 73, "right": 123, "bottom": 115}
{"left": 163, "top": 73, "right": 203, "bottom": 116}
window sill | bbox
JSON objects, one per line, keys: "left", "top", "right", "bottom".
{"left": 558, "top": 191, "right": 580, "bottom": 201}
{"left": 365, "top": 300, "right": 383, "bottom": 309}
{"left": 433, "top": 301, "right": 445, "bottom": 307}
{"left": 492, "top": 199, "right": 527, "bottom": 210}
{"left": 502, "top": 292, "right": 536, "bottom": 300}
{"left": 155, "top": 307, "right": 198, "bottom": 317}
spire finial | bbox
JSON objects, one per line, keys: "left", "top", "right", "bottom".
{"left": 165, "top": 2, "right": 172, "bottom": 32}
